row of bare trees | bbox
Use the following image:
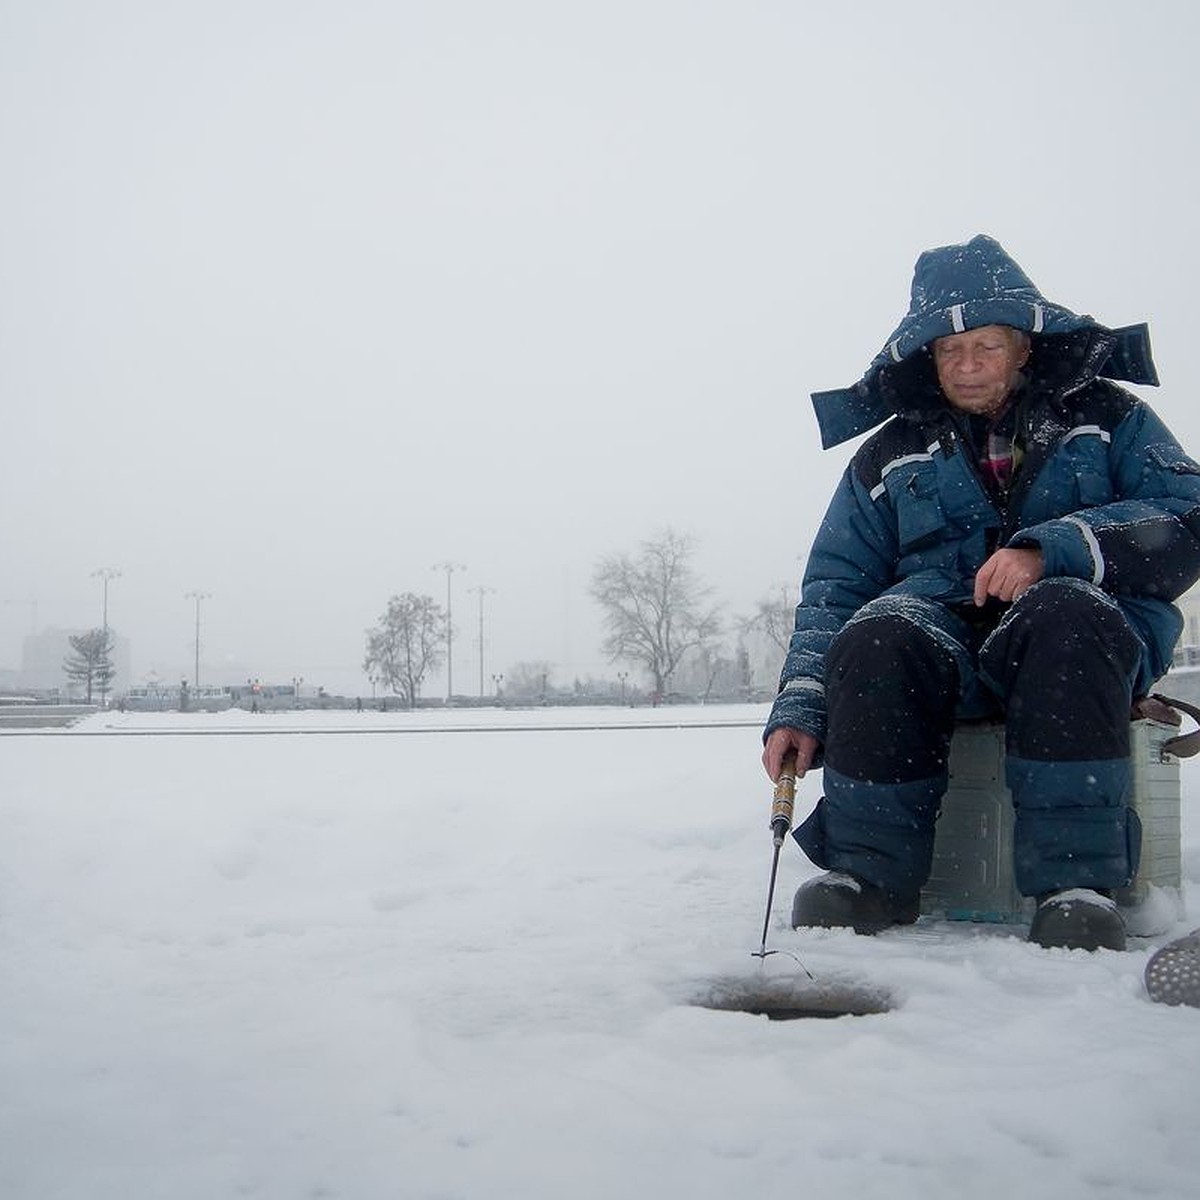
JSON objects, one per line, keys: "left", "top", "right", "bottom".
{"left": 363, "top": 529, "right": 797, "bottom": 708}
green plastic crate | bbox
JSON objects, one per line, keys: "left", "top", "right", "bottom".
{"left": 920, "top": 719, "right": 1182, "bottom": 932}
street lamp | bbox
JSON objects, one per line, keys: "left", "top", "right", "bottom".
{"left": 185, "top": 591, "right": 212, "bottom": 687}
{"left": 432, "top": 561, "right": 466, "bottom": 702}
{"left": 91, "top": 567, "right": 121, "bottom": 633}
{"left": 91, "top": 567, "right": 121, "bottom": 706}
{"left": 468, "top": 585, "right": 495, "bottom": 698}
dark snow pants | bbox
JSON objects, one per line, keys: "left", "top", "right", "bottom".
{"left": 792, "top": 579, "right": 1144, "bottom": 900}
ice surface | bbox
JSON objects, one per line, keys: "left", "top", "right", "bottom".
{"left": 2, "top": 704, "right": 1199, "bottom": 1199}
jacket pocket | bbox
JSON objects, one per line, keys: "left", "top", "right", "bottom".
{"left": 1057, "top": 431, "right": 1114, "bottom": 506}
{"left": 884, "top": 461, "right": 946, "bottom": 551}
{"left": 1074, "top": 469, "right": 1113, "bottom": 506}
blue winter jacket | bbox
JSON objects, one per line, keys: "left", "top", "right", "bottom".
{"left": 765, "top": 327, "right": 1200, "bottom": 748}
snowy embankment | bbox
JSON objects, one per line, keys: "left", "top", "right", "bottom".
{"left": 1, "top": 705, "right": 1198, "bottom": 1200}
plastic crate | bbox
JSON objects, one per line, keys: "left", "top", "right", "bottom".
{"left": 920, "top": 718, "right": 1182, "bottom": 931}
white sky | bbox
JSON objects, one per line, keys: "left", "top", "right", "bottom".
{"left": 3, "top": 1, "right": 1200, "bottom": 696}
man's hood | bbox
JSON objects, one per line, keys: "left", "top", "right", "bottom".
{"left": 811, "top": 234, "right": 1159, "bottom": 449}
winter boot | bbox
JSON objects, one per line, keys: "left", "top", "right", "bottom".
{"left": 1145, "top": 928, "right": 1200, "bottom": 1007}
{"left": 1028, "top": 888, "right": 1126, "bottom": 952}
{"left": 791, "top": 871, "right": 919, "bottom": 935}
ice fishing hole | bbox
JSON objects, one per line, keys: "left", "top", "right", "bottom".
{"left": 689, "top": 973, "right": 895, "bottom": 1020}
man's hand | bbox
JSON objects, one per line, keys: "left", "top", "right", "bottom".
{"left": 973, "top": 547, "right": 1044, "bottom": 606}
{"left": 762, "top": 726, "right": 820, "bottom": 782}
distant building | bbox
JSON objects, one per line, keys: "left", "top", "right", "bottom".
{"left": 123, "top": 683, "right": 232, "bottom": 712}
{"left": 19, "top": 626, "right": 132, "bottom": 697}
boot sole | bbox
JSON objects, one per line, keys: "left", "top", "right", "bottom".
{"left": 1028, "top": 896, "right": 1126, "bottom": 952}
{"left": 791, "top": 888, "right": 919, "bottom": 936}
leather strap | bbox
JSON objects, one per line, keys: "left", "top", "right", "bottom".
{"left": 1148, "top": 692, "right": 1200, "bottom": 759}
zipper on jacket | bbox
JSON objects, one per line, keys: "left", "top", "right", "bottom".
{"left": 936, "top": 412, "right": 1007, "bottom": 543}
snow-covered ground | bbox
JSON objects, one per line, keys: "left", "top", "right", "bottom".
{"left": 2, "top": 704, "right": 1199, "bottom": 1200}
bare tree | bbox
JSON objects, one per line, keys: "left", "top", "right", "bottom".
{"left": 591, "top": 529, "right": 722, "bottom": 697}
{"left": 63, "top": 628, "right": 115, "bottom": 705}
{"left": 363, "top": 593, "right": 446, "bottom": 709}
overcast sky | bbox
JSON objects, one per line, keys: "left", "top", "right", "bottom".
{"left": 3, "top": 1, "right": 1200, "bottom": 697}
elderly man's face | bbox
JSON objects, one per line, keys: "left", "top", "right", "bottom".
{"left": 931, "top": 325, "right": 1030, "bottom": 417}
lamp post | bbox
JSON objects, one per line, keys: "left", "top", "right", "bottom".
{"left": 91, "top": 567, "right": 121, "bottom": 706}
{"left": 468, "top": 585, "right": 495, "bottom": 698}
{"left": 92, "top": 567, "right": 121, "bottom": 634}
{"left": 185, "top": 591, "right": 211, "bottom": 687}
{"left": 432, "top": 561, "right": 465, "bottom": 702}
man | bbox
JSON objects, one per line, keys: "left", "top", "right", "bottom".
{"left": 763, "top": 234, "right": 1200, "bottom": 952}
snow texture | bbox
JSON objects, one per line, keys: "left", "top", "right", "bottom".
{"left": 2, "top": 704, "right": 1199, "bottom": 1200}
